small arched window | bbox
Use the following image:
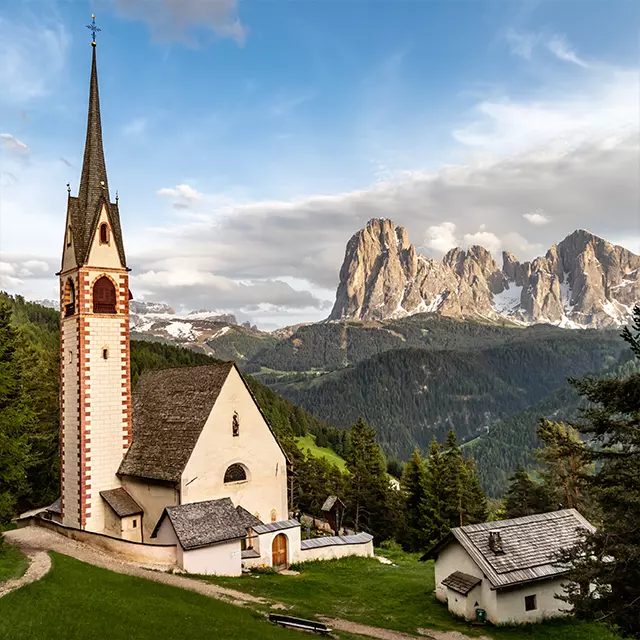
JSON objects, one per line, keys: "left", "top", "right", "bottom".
{"left": 224, "top": 464, "right": 247, "bottom": 483}
{"left": 99, "top": 223, "right": 110, "bottom": 245}
{"left": 102, "top": 346, "right": 109, "bottom": 360}
{"left": 64, "top": 279, "right": 75, "bottom": 317}
{"left": 93, "top": 276, "right": 116, "bottom": 314}
{"left": 232, "top": 411, "right": 240, "bottom": 437}
{"left": 66, "top": 227, "right": 72, "bottom": 247}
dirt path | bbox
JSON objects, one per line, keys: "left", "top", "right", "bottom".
{"left": 5, "top": 526, "right": 488, "bottom": 640}
{"left": 0, "top": 550, "right": 51, "bottom": 599}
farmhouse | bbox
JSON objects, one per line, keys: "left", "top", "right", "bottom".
{"left": 422, "top": 509, "right": 595, "bottom": 624}
{"left": 20, "top": 25, "right": 373, "bottom": 576}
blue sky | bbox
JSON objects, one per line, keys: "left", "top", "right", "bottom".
{"left": 1, "top": 0, "right": 638, "bottom": 328}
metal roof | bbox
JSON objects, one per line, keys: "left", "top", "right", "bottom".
{"left": 300, "top": 532, "right": 373, "bottom": 549}
{"left": 425, "top": 509, "right": 595, "bottom": 590}
{"left": 253, "top": 519, "right": 301, "bottom": 535}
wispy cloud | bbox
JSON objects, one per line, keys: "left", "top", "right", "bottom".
{"left": 0, "top": 133, "right": 29, "bottom": 154}
{"left": 157, "top": 183, "right": 202, "bottom": 209}
{"left": 269, "top": 91, "right": 316, "bottom": 117}
{"left": 505, "top": 29, "right": 589, "bottom": 68}
{"left": 546, "top": 35, "right": 589, "bottom": 68}
{"left": 113, "top": 0, "right": 246, "bottom": 45}
{"left": 0, "top": 12, "right": 68, "bottom": 103}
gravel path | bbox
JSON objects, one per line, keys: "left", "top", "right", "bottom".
{"left": 0, "top": 550, "right": 51, "bottom": 599}
{"left": 5, "top": 526, "right": 489, "bottom": 640}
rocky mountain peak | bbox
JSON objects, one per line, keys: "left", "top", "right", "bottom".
{"left": 329, "top": 218, "right": 639, "bottom": 328}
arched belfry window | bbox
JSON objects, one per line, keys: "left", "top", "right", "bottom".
{"left": 99, "top": 223, "right": 110, "bottom": 245}
{"left": 224, "top": 464, "right": 247, "bottom": 484}
{"left": 93, "top": 276, "right": 116, "bottom": 314}
{"left": 64, "top": 279, "right": 75, "bottom": 317}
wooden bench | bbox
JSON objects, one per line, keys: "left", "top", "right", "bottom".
{"left": 268, "top": 613, "right": 332, "bottom": 634}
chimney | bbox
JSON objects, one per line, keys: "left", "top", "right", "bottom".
{"left": 488, "top": 531, "right": 504, "bottom": 554}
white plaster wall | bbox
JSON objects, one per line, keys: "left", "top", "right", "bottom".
{"left": 252, "top": 526, "right": 301, "bottom": 568}
{"left": 298, "top": 539, "right": 374, "bottom": 563}
{"left": 121, "top": 514, "right": 142, "bottom": 542}
{"left": 103, "top": 504, "right": 120, "bottom": 537}
{"left": 433, "top": 542, "right": 498, "bottom": 622}
{"left": 28, "top": 517, "right": 177, "bottom": 566}
{"left": 86, "top": 205, "right": 124, "bottom": 269}
{"left": 155, "top": 517, "right": 178, "bottom": 545}
{"left": 61, "top": 310, "right": 80, "bottom": 529}
{"left": 85, "top": 310, "right": 128, "bottom": 533}
{"left": 121, "top": 477, "right": 178, "bottom": 541}
{"left": 445, "top": 585, "right": 483, "bottom": 620}
{"left": 495, "top": 578, "right": 571, "bottom": 624}
{"left": 182, "top": 540, "right": 242, "bottom": 576}
{"left": 181, "top": 367, "right": 288, "bottom": 522}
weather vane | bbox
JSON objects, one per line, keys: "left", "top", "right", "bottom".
{"left": 86, "top": 14, "right": 101, "bottom": 46}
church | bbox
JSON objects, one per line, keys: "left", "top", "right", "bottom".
{"left": 30, "top": 23, "right": 373, "bottom": 576}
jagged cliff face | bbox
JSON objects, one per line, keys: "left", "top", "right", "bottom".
{"left": 329, "top": 219, "right": 640, "bottom": 328}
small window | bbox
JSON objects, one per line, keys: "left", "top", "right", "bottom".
{"left": 64, "top": 279, "right": 75, "bottom": 317}
{"left": 232, "top": 411, "right": 240, "bottom": 437}
{"left": 132, "top": 519, "right": 137, "bottom": 529}
{"left": 66, "top": 227, "right": 72, "bottom": 247}
{"left": 525, "top": 595, "right": 537, "bottom": 611}
{"left": 102, "top": 347, "right": 109, "bottom": 360}
{"left": 224, "top": 464, "right": 247, "bottom": 483}
{"left": 99, "top": 223, "right": 109, "bottom": 244}
{"left": 68, "top": 350, "right": 73, "bottom": 363}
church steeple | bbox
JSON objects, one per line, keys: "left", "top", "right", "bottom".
{"left": 78, "top": 43, "right": 110, "bottom": 217}
{"left": 64, "top": 21, "right": 126, "bottom": 269}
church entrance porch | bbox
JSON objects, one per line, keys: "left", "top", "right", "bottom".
{"left": 272, "top": 533, "right": 288, "bottom": 570}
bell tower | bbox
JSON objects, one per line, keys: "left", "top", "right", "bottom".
{"left": 59, "top": 19, "right": 132, "bottom": 532}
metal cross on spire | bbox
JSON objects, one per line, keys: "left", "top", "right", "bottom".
{"left": 86, "top": 14, "right": 101, "bottom": 46}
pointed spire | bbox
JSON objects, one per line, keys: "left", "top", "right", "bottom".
{"left": 78, "top": 43, "right": 110, "bottom": 214}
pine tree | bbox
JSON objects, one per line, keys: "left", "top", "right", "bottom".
{"left": 423, "top": 437, "right": 449, "bottom": 545}
{"left": 345, "top": 417, "right": 394, "bottom": 539}
{"left": 556, "top": 306, "right": 640, "bottom": 637}
{"left": 401, "top": 448, "right": 429, "bottom": 551}
{"left": 503, "top": 466, "right": 552, "bottom": 519}
{"left": 461, "top": 458, "right": 488, "bottom": 524}
{"left": 536, "top": 419, "right": 594, "bottom": 515}
{"left": 0, "top": 302, "right": 35, "bottom": 523}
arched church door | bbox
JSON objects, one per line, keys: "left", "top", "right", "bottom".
{"left": 272, "top": 534, "right": 288, "bottom": 570}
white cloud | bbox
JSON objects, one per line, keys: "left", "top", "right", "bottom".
{"left": 122, "top": 118, "right": 147, "bottom": 136}
{"left": 0, "top": 133, "right": 29, "bottom": 153}
{"left": 0, "top": 13, "right": 68, "bottom": 103}
{"left": 546, "top": 35, "right": 589, "bottom": 68}
{"left": 424, "top": 222, "right": 458, "bottom": 254}
{"left": 113, "top": 0, "right": 246, "bottom": 44}
{"left": 505, "top": 28, "right": 540, "bottom": 60}
{"left": 462, "top": 230, "right": 501, "bottom": 254}
{"left": 523, "top": 209, "right": 551, "bottom": 225}
{"left": 157, "top": 183, "right": 202, "bottom": 210}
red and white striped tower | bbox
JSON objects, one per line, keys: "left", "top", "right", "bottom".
{"left": 59, "top": 20, "right": 132, "bottom": 532}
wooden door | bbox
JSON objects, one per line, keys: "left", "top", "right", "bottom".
{"left": 272, "top": 534, "right": 288, "bottom": 569}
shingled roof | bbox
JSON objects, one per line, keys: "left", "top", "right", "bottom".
{"left": 442, "top": 571, "right": 482, "bottom": 595}
{"left": 65, "top": 43, "right": 126, "bottom": 269}
{"left": 422, "top": 509, "right": 595, "bottom": 589}
{"left": 100, "top": 488, "right": 143, "bottom": 517}
{"left": 236, "top": 505, "right": 263, "bottom": 529}
{"left": 118, "top": 363, "right": 234, "bottom": 482}
{"left": 154, "top": 498, "right": 246, "bottom": 550}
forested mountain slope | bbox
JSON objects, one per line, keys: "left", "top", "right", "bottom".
{"left": 276, "top": 330, "right": 624, "bottom": 461}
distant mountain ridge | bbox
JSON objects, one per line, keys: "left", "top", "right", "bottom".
{"left": 329, "top": 219, "right": 640, "bottom": 328}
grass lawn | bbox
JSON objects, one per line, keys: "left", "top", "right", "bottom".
{"left": 0, "top": 552, "right": 363, "bottom": 640}
{"left": 295, "top": 434, "right": 347, "bottom": 471}
{"left": 200, "top": 547, "right": 623, "bottom": 640}
{"left": 0, "top": 543, "right": 29, "bottom": 582}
